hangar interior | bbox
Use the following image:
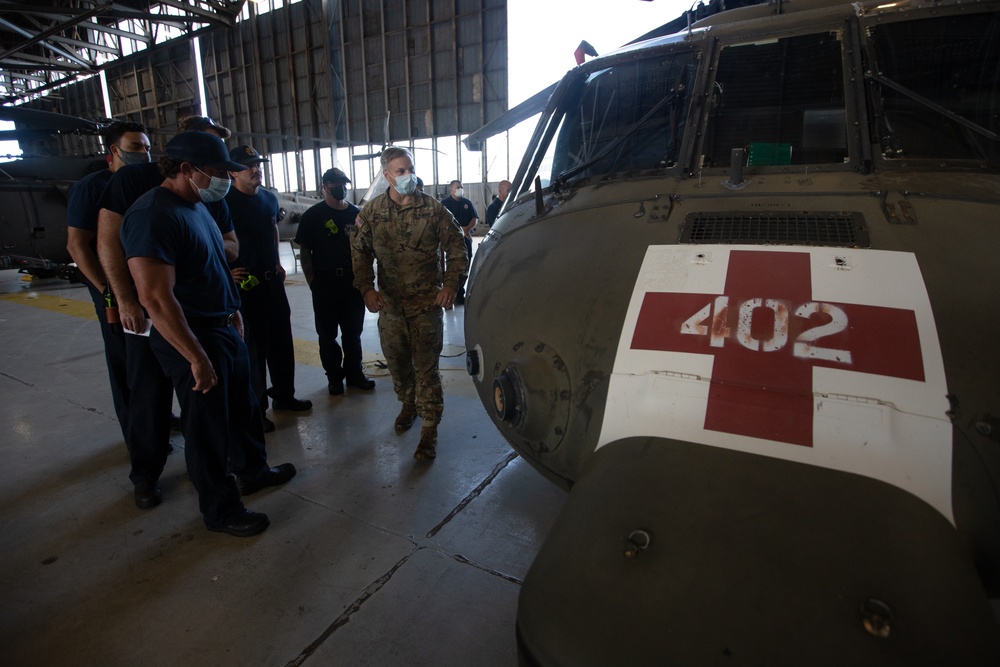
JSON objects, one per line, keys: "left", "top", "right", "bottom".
{"left": 0, "top": 1, "right": 563, "bottom": 665}
{"left": 1, "top": 0, "right": 513, "bottom": 208}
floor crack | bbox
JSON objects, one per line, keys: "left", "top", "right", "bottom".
{"left": 284, "top": 545, "right": 420, "bottom": 667}
{"left": 425, "top": 450, "right": 518, "bottom": 539}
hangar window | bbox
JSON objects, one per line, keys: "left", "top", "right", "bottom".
{"left": 703, "top": 32, "right": 848, "bottom": 167}
{"left": 867, "top": 12, "right": 1000, "bottom": 164}
{"left": 545, "top": 49, "right": 699, "bottom": 184}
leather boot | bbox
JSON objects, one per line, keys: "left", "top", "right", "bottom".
{"left": 394, "top": 401, "right": 417, "bottom": 433}
{"left": 414, "top": 420, "right": 438, "bottom": 461}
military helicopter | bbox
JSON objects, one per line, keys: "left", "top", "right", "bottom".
{"left": 0, "top": 107, "right": 107, "bottom": 278}
{"left": 462, "top": 0, "right": 1000, "bottom": 663}
{"left": 0, "top": 106, "right": 323, "bottom": 275}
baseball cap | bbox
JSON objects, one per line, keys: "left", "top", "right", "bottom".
{"left": 177, "top": 115, "right": 232, "bottom": 139}
{"left": 166, "top": 132, "right": 247, "bottom": 171}
{"left": 322, "top": 167, "right": 351, "bottom": 184}
{"left": 229, "top": 145, "right": 269, "bottom": 166}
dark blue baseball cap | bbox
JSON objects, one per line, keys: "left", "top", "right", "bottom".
{"left": 229, "top": 144, "right": 269, "bottom": 166}
{"left": 166, "top": 131, "right": 247, "bottom": 171}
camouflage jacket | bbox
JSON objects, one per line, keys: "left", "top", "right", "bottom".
{"left": 352, "top": 189, "right": 468, "bottom": 300}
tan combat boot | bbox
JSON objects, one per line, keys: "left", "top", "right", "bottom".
{"left": 394, "top": 401, "right": 417, "bottom": 433}
{"left": 413, "top": 419, "right": 438, "bottom": 461}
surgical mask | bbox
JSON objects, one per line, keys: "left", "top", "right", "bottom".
{"left": 191, "top": 166, "right": 231, "bottom": 203}
{"left": 392, "top": 173, "right": 417, "bottom": 196}
{"left": 328, "top": 185, "right": 346, "bottom": 200}
{"left": 454, "top": 187, "right": 464, "bottom": 197}
{"left": 116, "top": 147, "right": 150, "bottom": 165}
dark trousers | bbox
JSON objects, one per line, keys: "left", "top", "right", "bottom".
{"left": 150, "top": 325, "right": 268, "bottom": 527}
{"left": 123, "top": 332, "right": 174, "bottom": 486}
{"left": 240, "top": 279, "right": 296, "bottom": 411}
{"left": 311, "top": 270, "right": 366, "bottom": 382}
{"left": 85, "top": 283, "right": 129, "bottom": 444}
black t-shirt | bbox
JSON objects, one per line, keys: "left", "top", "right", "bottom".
{"left": 100, "top": 161, "right": 234, "bottom": 235}
{"left": 441, "top": 196, "right": 478, "bottom": 228}
{"left": 294, "top": 200, "right": 360, "bottom": 272}
{"left": 121, "top": 187, "right": 240, "bottom": 319}
{"left": 226, "top": 187, "right": 279, "bottom": 273}
{"left": 485, "top": 197, "right": 503, "bottom": 226}
{"left": 66, "top": 168, "right": 112, "bottom": 240}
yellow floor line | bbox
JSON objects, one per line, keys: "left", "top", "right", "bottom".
{"left": 0, "top": 291, "right": 99, "bottom": 320}
{"left": 2, "top": 290, "right": 326, "bottom": 368}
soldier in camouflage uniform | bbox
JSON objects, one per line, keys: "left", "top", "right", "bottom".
{"left": 351, "top": 147, "right": 468, "bottom": 460}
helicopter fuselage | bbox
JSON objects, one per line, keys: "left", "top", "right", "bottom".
{"left": 464, "top": 0, "right": 1000, "bottom": 663}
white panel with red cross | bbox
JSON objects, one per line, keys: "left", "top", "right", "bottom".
{"left": 597, "top": 245, "right": 952, "bottom": 522}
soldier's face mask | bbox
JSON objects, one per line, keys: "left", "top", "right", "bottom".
{"left": 392, "top": 172, "right": 418, "bottom": 196}
{"left": 327, "top": 184, "right": 347, "bottom": 200}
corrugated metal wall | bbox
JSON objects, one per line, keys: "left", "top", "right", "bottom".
{"left": 333, "top": 0, "right": 507, "bottom": 144}
{"left": 15, "top": 0, "right": 508, "bottom": 190}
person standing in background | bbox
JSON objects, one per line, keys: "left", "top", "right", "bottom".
{"left": 440, "top": 180, "right": 478, "bottom": 305}
{"left": 295, "top": 168, "right": 376, "bottom": 396}
{"left": 485, "top": 180, "right": 511, "bottom": 227}
{"left": 225, "top": 145, "right": 312, "bottom": 432}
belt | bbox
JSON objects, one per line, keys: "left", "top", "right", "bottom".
{"left": 187, "top": 313, "right": 235, "bottom": 329}
{"left": 318, "top": 267, "right": 349, "bottom": 277}
{"left": 239, "top": 269, "right": 277, "bottom": 291}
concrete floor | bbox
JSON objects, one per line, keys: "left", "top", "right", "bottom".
{"left": 0, "top": 245, "right": 566, "bottom": 667}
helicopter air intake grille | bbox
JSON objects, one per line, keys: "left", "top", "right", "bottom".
{"left": 679, "top": 212, "right": 869, "bottom": 248}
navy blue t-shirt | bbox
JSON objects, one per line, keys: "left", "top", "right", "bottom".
{"left": 100, "top": 161, "right": 234, "bottom": 235}
{"left": 120, "top": 187, "right": 240, "bottom": 319}
{"left": 225, "top": 187, "right": 279, "bottom": 273}
{"left": 66, "top": 168, "right": 112, "bottom": 234}
{"left": 293, "top": 200, "right": 360, "bottom": 272}
{"left": 441, "top": 196, "right": 478, "bottom": 228}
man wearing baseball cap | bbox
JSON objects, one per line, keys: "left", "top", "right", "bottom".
{"left": 226, "top": 145, "right": 312, "bottom": 431}
{"left": 96, "top": 116, "right": 241, "bottom": 513}
{"left": 120, "top": 131, "right": 296, "bottom": 537}
{"left": 294, "top": 167, "right": 375, "bottom": 395}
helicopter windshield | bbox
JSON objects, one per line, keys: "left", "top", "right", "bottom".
{"left": 868, "top": 12, "right": 1000, "bottom": 163}
{"left": 543, "top": 50, "right": 698, "bottom": 185}
{"left": 703, "top": 32, "right": 848, "bottom": 168}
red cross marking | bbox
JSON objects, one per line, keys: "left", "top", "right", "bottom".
{"left": 630, "top": 250, "right": 925, "bottom": 446}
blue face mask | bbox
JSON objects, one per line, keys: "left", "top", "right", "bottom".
{"left": 191, "top": 166, "right": 231, "bottom": 203}
{"left": 392, "top": 172, "right": 417, "bottom": 196}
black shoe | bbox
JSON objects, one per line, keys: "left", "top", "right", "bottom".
{"left": 271, "top": 397, "right": 313, "bottom": 411}
{"left": 207, "top": 509, "right": 270, "bottom": 537}
{"left": 346, "top": 375, "right": 375, "bottom": 390}
{"left": 262, "top": 417, "right": 276, "bottom": 433}
{"left": 328, "top": 381, "right": 345, "bottom": 396}
{"left": 169, "top": 413, "right": 182, "bottom": 432}
{"left": 134, "top": 481, "right": 162, "bottom": 509}
{"left": 237, "top": 463, "right": 297, "bottom": 496}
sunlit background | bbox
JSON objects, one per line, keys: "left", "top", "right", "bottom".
{"left": 2, "top": 0, "right": 695, "bottom": 192}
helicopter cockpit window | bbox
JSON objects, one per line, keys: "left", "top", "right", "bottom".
{"left": 546, "top": 51, "right": 698, "bottom": 184}
{"left": 868, "top": 12, "right": 999, "bottom": 164}
{"left": 704, "top": 33, "right": 847, "bottom": 167}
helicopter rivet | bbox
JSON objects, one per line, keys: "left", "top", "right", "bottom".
{"left": 624, "top": 529, "right": 651, "bottom": 559}
{"left": 860, "top": 599, "right": 893, "bottom": 639}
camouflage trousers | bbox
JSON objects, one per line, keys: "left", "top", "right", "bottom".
{"left": 377, "top": 297, "right": 444, "bottom": 422}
